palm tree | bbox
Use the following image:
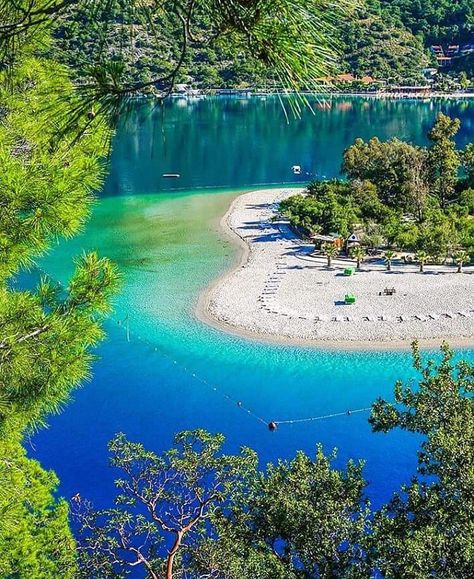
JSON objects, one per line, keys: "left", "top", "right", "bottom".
{"left": 322, "top": 243, "right": 339, "bottom": 268}
{"left": 383, "top": 250, "right": 396, "bottom": 271}
{"left": 350, "top": 246, "right": 366, "bottom": 269}
{"left": 454, "top": 250, "right": 470, "bottom": 273}
{"left": 415, "top": 251, "right": 429, "bottom": 273}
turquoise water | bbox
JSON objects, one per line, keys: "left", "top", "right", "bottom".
{"left": 32, "top": 96, "right": 474, "bottom": 511}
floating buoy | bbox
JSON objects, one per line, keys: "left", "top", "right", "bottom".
{"left": 268, "top": 421, "right": 278, "bottom": 431}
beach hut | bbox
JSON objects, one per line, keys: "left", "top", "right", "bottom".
{"left": 346, "top": 232, "right": 360, "bottom": 252}
{"left": 310, "top": 233, "right": 343, "bottom": 251}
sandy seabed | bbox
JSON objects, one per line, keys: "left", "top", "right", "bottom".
{"left": 197, "top": 189, "right": 474, "bottom": 349}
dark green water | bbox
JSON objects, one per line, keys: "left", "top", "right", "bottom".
{"left": 34, "top": 97, "right": 474, "bottom": 514}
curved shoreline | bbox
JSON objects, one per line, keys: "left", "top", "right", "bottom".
{"left": 196, "top": 189, "right": 474, "bottom": 351}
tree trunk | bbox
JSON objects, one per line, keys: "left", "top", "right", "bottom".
{"left": 357, "top": 258, "right": 361, "bottom": 269}
{"left": 387, "top": 261, "right": 391, "bottom": 271}
{"left": 420, "top": 262, "right": 424, "bottom": 273}
{"left": 166, "top": 531, "right": 183, "bottom": 579}
{"left": 327, "top": 256, "right": 332, "bottom": 268}
{"left": 457, "top": 263, "right": 462, "bottom": 273}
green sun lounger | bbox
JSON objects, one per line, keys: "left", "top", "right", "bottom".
{"left": 343, "top": 268, "right": 354, "bottom": 276}
{"left": 345, "top": 293, "right": 356, "bottom": 304}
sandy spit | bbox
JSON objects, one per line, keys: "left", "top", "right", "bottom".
{"left": 196, "top": 189, "right": 474, "bottom": 351}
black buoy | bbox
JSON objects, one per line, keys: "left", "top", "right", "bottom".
{"left": 268, "top": 421, "right": 278, "bottom": 431}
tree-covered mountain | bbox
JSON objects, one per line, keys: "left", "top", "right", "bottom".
{"left": 380, "top": 0, "right": 474, "bottom": 46}
{"left": 340, "top": 5, "right": 429, "bottom": 81}
{"left": 53, "top": 0, "right": 473, "bottom": 88}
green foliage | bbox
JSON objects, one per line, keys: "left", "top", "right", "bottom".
{"left": 0, "top": 437, "right": 77, "bottom": 577}
{"left": 379, "top": 0, "right": 474, "bottom": 45}
{"left": 44, "top": 0, "right": 355, "bottom": 124}
{"left": 0, "top": 52, "right": 120, "bottom": 435}
{"left": 76, "top": 432, "right": 368, "bottom": 578}
{"left": 280, "top": 181, "right": 358, "bottom": 237}
{"left": 427, "top": 112, "right": 461, "bottom": 208}
{"left": 414, "top": 250, "right": 429, "bottom": 271}
{"left": 351, "top": 245, "right": 366, "bottom": 268}
{"left": 342, "top": 136, "right": 430, "bottom": 213}
{"left": 463, "top": 143, "right": 474, "bottom": 187}
{"left": 76, "top": 430, "right": 258, "bottom": 578}
{"left": 340, "top": 6, "right": 428, "bottom": 81}
{"left": 322, "top": 242, "right": 340, "bottom": 267}
{"left": 1, "top": 3, "right": 362, "bottom": 576}
{"left": 368, "top": 342, "right": 474, "bottom": 577}
{"left": 77, "top": 344, "right": 474, "bottom": 578}
{"left": 0, "top": 15, "right": 119, "bottom": 574}
{"left": 454, "top": 249, "right": 470, "bottom": 272}
{"left": 282, "top": 114, "right": 472, "bottom": 259}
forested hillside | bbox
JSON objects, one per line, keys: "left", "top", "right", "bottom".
{"left": 380, "top": 0, "right": 474, "bottom": 45}
{"left": 54, "top": 0, "right": 473, "bottom": 88}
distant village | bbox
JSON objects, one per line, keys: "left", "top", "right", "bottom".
{"left": 170, "top": 40, "right": 474, "bottom": 98}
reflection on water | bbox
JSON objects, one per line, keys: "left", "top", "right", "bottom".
{"left": 105, "top": 95, "right": 474, "bottom": 195}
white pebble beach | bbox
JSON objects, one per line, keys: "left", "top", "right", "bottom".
{"left": 198, "top": 189, "right": 474, "bottom": 349}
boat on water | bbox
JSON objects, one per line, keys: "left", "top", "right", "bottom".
{"left": 162, "top": 173, "right": 181, "bottom": 178}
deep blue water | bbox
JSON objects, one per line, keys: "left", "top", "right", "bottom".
{"left": 31, "top": 96, "right": 474, "bottom": 518}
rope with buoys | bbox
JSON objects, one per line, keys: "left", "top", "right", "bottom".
{"left": 113, "top": 313, "right": 376, "bottom": 431}
{"left": 32, "top": 266, "right": 376, "bottom": 431}
{"left": 104, "top": 310, "right": 271, "bottom": 427}
{"left": 269, "top": 407, "right": 373, "bottom": 431}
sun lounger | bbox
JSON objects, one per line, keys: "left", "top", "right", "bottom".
{"left": 314, "top": 315, "right": 327, "bottom": 322}
{"left": 458, "top": 311, "right": 472, "bottom": 318}
{"left": 428, "top": 313, "right": 440, "bottom": 320}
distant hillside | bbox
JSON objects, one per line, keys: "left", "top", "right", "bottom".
{"left": 54, "top": 1, "right": 473, "bottom": 89}
{"left": 380, "top": 0, "right": 473, "bottom": 45}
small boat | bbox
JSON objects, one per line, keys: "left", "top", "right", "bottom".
{"left": 291, "top": 165, "right": 301, "bottom": 175}
{"left": 162, "top": 173, "right": 180, "bottom": 178}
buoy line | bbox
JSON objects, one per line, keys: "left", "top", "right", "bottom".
{"left": 33, "top": 266, "right": 378, "bottom": 431}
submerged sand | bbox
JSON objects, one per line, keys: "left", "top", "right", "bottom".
{"left": 198, "top": 189, "right": 474, "bottom": 349}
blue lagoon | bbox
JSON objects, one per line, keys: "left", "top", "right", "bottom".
{"left": 33, "top": 96, "right": 474, "bottom": 511}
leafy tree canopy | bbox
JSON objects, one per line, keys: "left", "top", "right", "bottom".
{"left": 76, "top": 344, "right": 474, "bottom": 578}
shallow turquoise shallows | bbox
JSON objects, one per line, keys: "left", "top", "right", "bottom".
{"left": 33, "top": 96, "right": 474, "bottom": 512}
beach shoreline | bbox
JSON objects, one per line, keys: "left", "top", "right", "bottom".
{"left": 196, "top": 189, "right": 474, "bottom": 351}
